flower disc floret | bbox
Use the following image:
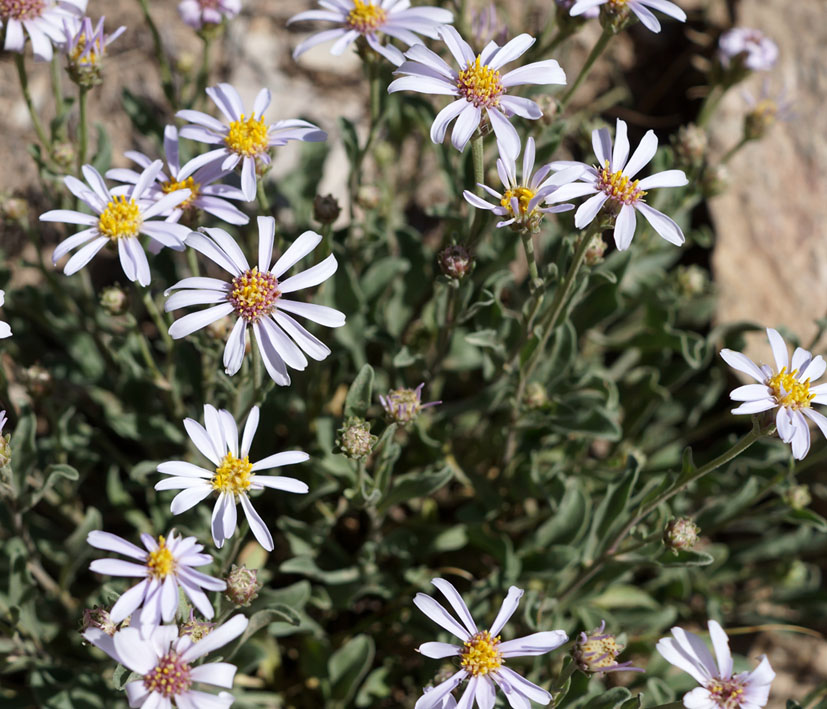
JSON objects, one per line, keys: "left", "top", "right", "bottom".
{"left": 708, "top": 678, "right": 747, "bottom": 709}
{"left": 597, "top": 162, "right": 647, "bottom": 205}
{"left": 347, "top": 0, "right": 386, "bottom": 32}
{"left": 161, "top": 176, "right": 200, "bottom": 210}
{"left": 457, "top": 56, "right": 504, "bottom": 109}
{"left": 500, "top": 186, "right": 535, "bottom": 216}
{"left": 225, "top": 114, "right": 270, "bottom": 157}
{"left": 146, "top": 536, "right": 176, "bottom": 579}
{"left": 213, "top": 452, "right": 253, "bottom": 494}
{"left": 229, "top": 267, "right": 280, "bottom": 323}
{"left": 767, "top": 367, "right": 814, "bottom": 408}
{"left": 97, "top": 195, "right": 142, "bottom": 240}
{"left": 0, "top": 0, "right": 45, "bottom": 20}
{"left": 144, "top": 652, "right": 193, "bottom": 697}
{"left": 461, "top": 631, "right": 502, "bottom": 676}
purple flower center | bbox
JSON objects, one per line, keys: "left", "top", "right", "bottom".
{"left": 0, "top": 0, "right": 45, "bottom": 21}
{"left": 707, "top": 678, "right": 747, "bottom": 709}
{"left": 143, "top": 652, "right": 193, "bottom": 698}
{"left": 596, "top": 161, "right": 646, "bottom": 205}
{"left": 229, "top": 267, "right": 280, "bottom": 323}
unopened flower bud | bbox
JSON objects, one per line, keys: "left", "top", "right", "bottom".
{"left": 675, "top": 265, "right": 708, "bottom": 297}
{"left": 744, "top": 99, "right": 778, "bottom": 141}
{"left": 782, "top": 484, "right": 811, "bottom": 511}
{"left": 80, "top": 606, "right": 117, "bottom": 636}
{"left": 100, "top": 286, "right": 128, "bottom": 315}
{"left": 438, "top": 244, "right": 473, "bottom": 280}
{"left": 700, "top": 164, "right": 729, "bottom": 198}
{"left": 225, "top": 564, "right": 261, "bottom": 607}
{"left": 337, "top": 417, "right": 377, "bottom": 460}
{"left": 524, "top": 382, "right": 549, "bottom": 410}
{"left": 584, "top": 235, "right": 607, "bottom": 266}
{"left": 2, "top": 196, "right": 28, "bottom": 222}
{"left": 673, "top": 124, "right": 708, "bottom": 168}
{"left": 24, "top": 365, "right": 52, "bottom": 399}
{"left": 535, "top": 95, "right": 560, "bottom": 126}
{"left": 53, "top": 142, "right": 76, "bottom": 171}
{"left": 179, "top": 609, "right": 215, "bottom": 641}
{"left": 573, "top": 621, "right": 643, "bottom": 674}
{"left": 664, "top": 517, "right": 700, "bottom": 553}
{"left": 380, "top": 383, "right": 441, "bottom": 425}
{"left": 313, "top": 194, "right": 341, "bottom": 225}
{"left": 356, "top": 185, "right": 380, "bottom": 210}
{"left": 176, "top": 52, "right": 197, "bottom": 74}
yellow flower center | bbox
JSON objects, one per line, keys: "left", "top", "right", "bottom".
{"left": 143, "top": 652, "right": 193, "bottom": 698}
{"left": 98, "top": 196, "right": 142, "bottom": 240}
{"left": 212, "top": 452, "right": 253, "bottom": 495}
{"left": 579, "top": 636, "right": 620, "bottom": 670}
{"left": 347, "top": 0, "right": 387, "bottom": 33}
{"left": 146, "top": 536, "right": 176, "bottom": 579}
{"left": 228, "top": 267, "right": 281, "bottom": 323}
{"left": 457, "top": 56, "right": 505, "bottom": 109}
{"left": 500, "top": 186, "right": 536, "bottom": 217}
{"left": 608, "top": 0, "right": 629, "bottom": 7}
{"left": 225, "top": 114, "right": 269, "bottom": 157}
{"left": 597, "top": 161, "right": 647, "bottom": 205}
{"left": 461, "top": 630, "right": 503, "bottom": 677}
{"left": 0, "top": 0, "right": 45, "bottom": 21}
{"left": 767, "top": 367, "right": 815, "bottom": 409}
{"left": 707, "top": 679, "right": 746, "bottom": 709}
{"left": 161, "top": 176, "right": 200, "bottom": 210}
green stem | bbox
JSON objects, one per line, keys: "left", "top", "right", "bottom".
{"left": 193, "top": 35, "right": 212, "bottom": 107}
{"left": 559, "top": 28, "right": 613, "bottom": 109}
{"left": 77, "top": 86, "right": 89, "bottom": 173}
{"left": 467, "top": 133, "right": 488, "bottom": 247}
{"left": 137, "top": 0, "right": 176, "bottom": 108}
{"left": 142, "top": 290, "right": 174, "bottom": 352}
{"left": 14, "top": 53, "right": 52, "bottom": 155}
{"left": 50, "top": 55, "right": 66, "bottom": 139}
{"left": 256, "top": 177, "right": 271, "bottom": 214}
{"left": 520, "top": 230, "right": 540, "bottom": 285}
{"left": 720, "top": 136, "right": 751, "bottom": 164}
{"left": 697, "top": 85, "right": 724, "bottom": 128}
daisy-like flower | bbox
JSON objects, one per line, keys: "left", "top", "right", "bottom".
{"left": 463, "top": 137, "right": 584, "bottom": 231}
{"left": 0, "top": 291, "right": 11, "bottom": 338}
{"left": 176, "top": 83, "right": 327, "bottom": 201}
{"left": 288, "top": 0, "right": 453, "bottom": 67}
{"left": 572, "top": 620, "right": 644, "bottom": 675}
{"left": 40, "top": 162, "right": 192, "bottom": 286}
{"left": 107, "top": 126, "right": 249, "bottom": 228}
{"left": 62, "top": 15, "right": 125, "bottom": 87}
{"left": 1, "top": 0, "right": 85, "bottom": 61}
{"left": 83, "top": 613, "right": 248, "bottom": 708}
{"left": 179, "top": 0, "right": 241, "bottom": 30}
{"left": 718, "top": 28, "right": 778, "bottom": 73}
{"left": 165, "top": 216, "right": 345, "bottom": 385}
{"left": 720, "top": 328, "right": 827, "bottom": 460}
{"left": 549, "top": 118, "right": 688, "bottom": 251}
{"left": 742, "top": 81, "right": 794, "bottom": 141}
{"left": 87, "top": 529, "right": 226, "bottom": 626}
{"left": 414, "top": 577, "right": 568, "bottom": 709}
{"left": 155, "top": 404, "right": 310, "bottom": 552}
{"left": 569, "top": 0, "right": 685, "bottom": 33}
{"left": 656, "top": 620, "right": 775, "bottom": 709}
{"left": 388, "top": 25, "right": 566, "bottom": 157}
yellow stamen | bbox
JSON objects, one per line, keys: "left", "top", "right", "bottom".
{"left": 598, "top": 161, "right": 646, "bottom": 204}
{"left": 161, "top": 176, "right": 200, "bottom": 210}
{"left": 456, "top": 56, "right": 504, "bottom": 108}
{"left": 146, "top": 536, "right": 176, "bottom": 579}
{"left": 461, "top": 630, "right": 503, "bottom": 677}
{"left": 98, "top": 196, "right": 142, "bottom": 240}
{"left": 767, "top": 367, "right": 815, "bottom": 409}
{"left": 225, "top": 114, "right": 269, "bottom": 157}
{"left": 500, "top": 186, "right": 536, "bottom": 217}
{"left": 212, "top": 452, "right": 253, "bottom": 495}
{"left": 347, "top": 0, "right": 386, "bottom": 32}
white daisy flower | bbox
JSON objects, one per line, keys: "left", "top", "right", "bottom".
{"left": 569, "top": 0, "right": 685, "bottom": 34}
{"left": 463, "top": 137, "right": 584, "bottom": 230}
{"left": 287, "top": 0, "right": 454, "bottom": 67}
{"left": 656, "top": 620, "right": 775, "bottom": 709}
{"left": 0, "top": 290, "right": 11, "bottom": 338}
{"left": 549, "top": 118, "right": 688, "bottom": 250}
{"left": 176, "top": 83, "right": 327, "bottom": 201}
{"left": 387, "top": 25, "right": 566, "bottom": 157}
{"left": 40, "top": 161, "right": 192, "bottom": 286}
{"left": 87, "top": 529, "right": 227, "bottom": 626}
{"left": 179, "top": 0, "right": 241, "bottom": 30}
{"left": 165, "top": 216, "right": 345, "bottom": 386}
{"left": 718, "top": 28, "right": 778, "bottom": 73}
{"left": 107, "top": 125, "right": 250, "bottom": 228}
{"left": 155, "top": 404, "right": 310, "bottom": 552}
{"left": 83, "top": 613, "right": 248, "bottom": 708}
{"left": 720, "top": 328, "right": 827, "bottom": 460}
{"left": 414, "top": 577, "right": 568, "bottom": 709}
{"left": 1, "top": 0, "right": 85, "bottom": 61}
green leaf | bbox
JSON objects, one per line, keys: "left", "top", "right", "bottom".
{"left": 328, "top": 634, "right": 376, "bottom": 704}
{"left": 786, "top": 508, "right": 827, "bottom": 532}
{"left": 344, "top": 364, "right": 374, "bottom": 420}
{"left": 584, "top": 687, "right": 632, "bottom": 709}
{"left": 379, "top": 465, "right": 453, "bottom": 511}
{"left": 656, "top": 549, "right": 715, "bottom": 567}
{"left": 592, "top": 585, "right": 658, "bottom": 609}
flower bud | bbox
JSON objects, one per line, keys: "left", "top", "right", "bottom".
{"left": 782, "top": 484, "right": 811, "bottom": 511}
{"left": 438, "top": 245, "right": 473, "bottom": 280}
{"left": 53, "top": 142, "right": 76, "bottom": 172}
{"left": 673, "top": 124, "right": 708, "bottom": 169}
{"left": 573, "top": 621, "right": 643, "bottom": 674}
{"left": 584, "top": 235, "right": 607, "bottom": 266}
{"left": 64, "top": 17, "right": 125, "bottom": 89}
{"left": 744, "top": 99, "right": 778, "bottom": 141}
{"left": 664, "top": 517, "right": 700, "bottom": 553}
{"left": 100, "top": 285, "right": 128, "bottom": 315}
{"left": 356, "top": 185, "right": 380, "bottom": 210}
{"left": 225, "top": 564, "right": 261, "bottom": 607}
{"left": 699, "top": 164, "right": 730, "bottom": 198}
{"left": 524, "top": 382, "right": 549, "bottom": 410}
{"left": 179, "top": 610, "right": 215, "bottom": 641}
{"left": 80, "top": 606, "right": 117, "bottom": 637}
{"left": 313, "top": 194, "right": 341, "bottom": 225}
{"left": 380, "top": 383, "right": 441, "bottom": 425}
{"left": 24, "top": 365, "right": 52, "bottom": 399}
{"left": 675, "top": 265, "right": 708, "bottom": 297}
{"left": 2, "top": 196, "right": 28, "bottom": 222}
{"left": 337, "top": 417, "right": 377, "bottom": 460}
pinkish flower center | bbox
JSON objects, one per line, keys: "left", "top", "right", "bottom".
{"left": 198, "top": 0, "right": 221, "bottom": 8}
{"left": 597, "top": 161, "right": 646, "bottom": 205}
{"left": 0, "top": 0, "right": 45, "bottom": 21}
{"left": 228, "top": 267, "right": 280, "bottom": 323}
{"left": 456, "top": 56, "right": 505, "bottom": 109}
{"left": 707, "top": 678, "right": 747, "bottom": 709}
{"left": 143, "top": 652, "right": 193, "bottom": 698}
{"left": 346, "top": 0, "right": 386, "bottom": 33}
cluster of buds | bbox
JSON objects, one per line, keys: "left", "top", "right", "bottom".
{"left": 179, "top": 609, "right": 215, "bottom": 641}
{"left": 782, "top": 484, "right": 811, "bottom": 511}
{"left": 337, "top": 417, "right": 377, "bottom": 460}
{"left": 663, "top": 517, "right": 700, "bottom": 553}
{"left": 63, "top": 17, "right": 125, "bottom": 88}
{"left": 313, "top": 194, "right": 341, "bottom": 225}
{"left": 438, "top": 244, "right": 473, "bottom": 281}
{"left": 225, "top": 564, "right": 261, "bottom": 607}
{"left": 380, "top": 383, "right": 441, "bottom": 425}
{"left": 572, "top": 621, "right": 643, "bottom": 675}
{"left": 80, "top": 606, "right": 117, "bottom": 637}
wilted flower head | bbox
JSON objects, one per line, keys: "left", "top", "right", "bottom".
{"left": 313, "top": 193, "right": 341, "bottom": 224}
{"left": 0, "top": 0, "right": 86, "bottom": 61}
{"left": 225, "top": 564, "right": 261, "bottom": 606}
{"left": 179, "top": 609, "right": 216, "bottom": 641}
{"left": 438, "top": 244, "right": 473, "bottom": 280}
{"left": 718, "top": 28, "right": 778, "bottom": 73}
{"left": 63, "top": 15, "right": 125, "bottom": 87}
{"left": 337, "top": 417, "right": 377, "bottom": 460}
{"left": 573, "top": 621, "right": 643, "bottom": 674}
{"left": 80, "top": 606, "right": 117, "bottom": 637}
{"left": 380, "top": 382, "right": 441, "bottom": 424}
{"left": 179, "top": 0, "right": 240, "bottom": 30}
{"left": 0, "top": 291, "right": 11, "bottom": 338}
{"left": 742, "top": 83, "right": 793, "bottom": 141}
{"left": 657, "top": 620, "right": 775, "bottom": 709}
{"left": 663, "top": 516, "right": 700, "bottom": 552}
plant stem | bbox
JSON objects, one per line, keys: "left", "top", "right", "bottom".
{"left": 50, "top": 55, "right": 67, "bottom": 139}
{"left": 521, "top": 230, "right": 540, "bottom": 285}
{"left": 467, "top": 133, "right": 488, "bottom": 247}
{"left": 697, "top": 85, "right": 724, "bottom": 127}
{"left": 256, "top": 177, "right": 271, "bottom": 214}
{"left": 193, "top": 34, "right": 212, "bottom": 107}
{"left": 142, "top": 289, "right": 174, "bottom": 352}
{"left": 14, "top": 54, "right": 52, "bottom": 155}
{"left": 137, "top": 0, "right": 176, "bottom": 108}
{"left": 558, "top": 28, "right": 613, "bottom": 109}
{"left": 77, "top": 86, "right": 89, "bottom": 173}
{"left": 720, "top": 136, "right": 751, "bottom": 164}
